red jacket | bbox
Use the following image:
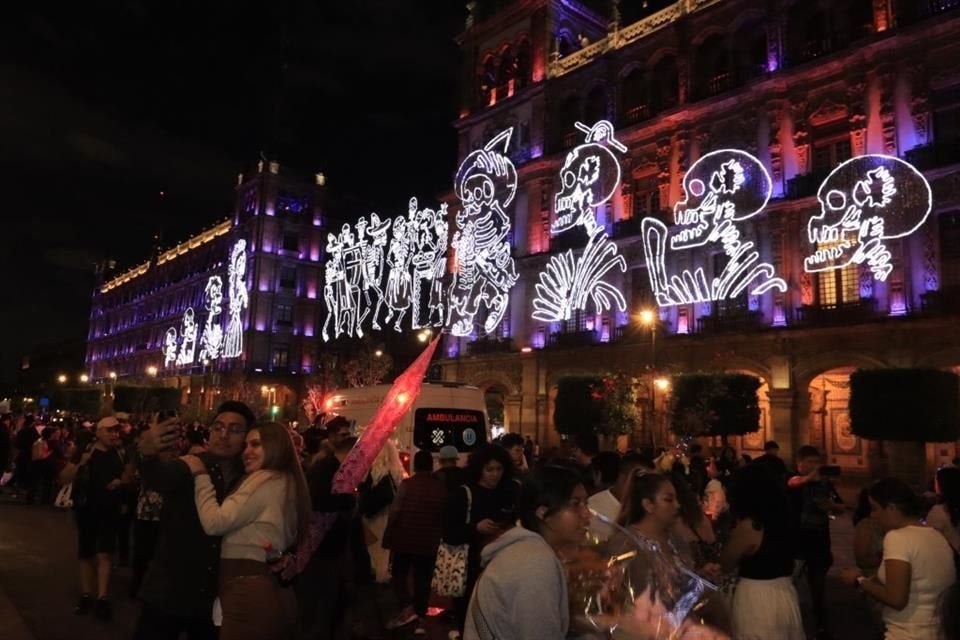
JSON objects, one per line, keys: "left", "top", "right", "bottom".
{"left": 382, "top": 471, "right": 447, "bottom": 556}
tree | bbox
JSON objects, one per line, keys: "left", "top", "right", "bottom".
{"left": 302, "top": 353, "right": 344, "bottom": 425}
{"left": 600, "top": 373, "right": 640, "bottom": 436}
{"left": 343, "top": 341, "right": 393, "bottom": 388}
{"left": 850, "top": 368, "right": 960, "bottom": 442}
{"left": 669, "top": 373, "right": 761, "bottom": 443}
{"left": 52, "top": 388, "right": 104, "bottom": 416}
{"left": 113, "top": 385, "right": 181, "bottom": 416}
{"left": 220, "top": 369, "right": 266, "bottom": 418}
{"left": 554, "top": 376, "right": 606, "bottom": 437}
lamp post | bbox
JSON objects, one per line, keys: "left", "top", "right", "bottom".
{"left": 638, "top": 308, "right": 657, "bottom": 368}
{"left": 57, "top": 374, "right": 67, "bottom": 384}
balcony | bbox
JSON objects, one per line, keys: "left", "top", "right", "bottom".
{"left": 796, "top": 298, "right": 879, "bottom": 326}
{"left": 898, "top": 0, "right": 960, "bottom": 25}
{"left": 613, "top": 217, "right": 644, "bottom": 239}
{"left": 551, "top": 230, "right": 589, "bottom": 252}
{"left": 548, "top": 330, "right": 598, "bottom": 349}
{"left": 621, "top": 104, "right": 652, "bottom": 127}
{"left": 466, "top": 337, "right": 515, "bottom": 355}
{"left": 695, "top": 310, "right": 765, "bottom": 334}
{"left": 921, "top": 287, "right": 960, "bottom": 315}
{"left": 786, "top": 171, "right": 830, "bottom": 199}
{"left": 904, "top": 140, "right": 960, "bottom": 171}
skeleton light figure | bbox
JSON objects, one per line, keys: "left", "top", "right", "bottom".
{"left": 163, "top": 327, "right": 179, "bottom": 367}
{"left": 532, "top": 120, "right": 627, "bottom": 322}
{"left": 804, "top": 154, "right": 932, "bottom": 282}
{"left": 641, "top": 149, "right": 787, "bottom": 306}
{"left": 448, "top": 129, "right": 519, "bottom": 337}
{"left": 223, "top": 239, "right": 248, "bottom": 358}
{"left": 199, "top": 275, "right": 224, "bottom": 360}
{"left": 176, "top": 307, "right": 197, "bottom": 366}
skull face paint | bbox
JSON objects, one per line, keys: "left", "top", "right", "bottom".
{"left": 804, "top": 154, "right": 932, "bottom": 282}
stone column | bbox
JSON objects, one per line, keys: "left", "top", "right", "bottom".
{"left": 767, "top": 388, "right": 798, "bottom": 462}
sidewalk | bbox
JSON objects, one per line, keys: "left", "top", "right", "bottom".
{"left": 0, "top": 584, "right": 35, "bottom": 640}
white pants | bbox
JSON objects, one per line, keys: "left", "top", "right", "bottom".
{"left": 731, "top": 576, "right": 804, "bottom": 640}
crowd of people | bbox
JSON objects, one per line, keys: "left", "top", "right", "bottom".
{"left": 2, "top": 408, "right": 960, "bottom": 640}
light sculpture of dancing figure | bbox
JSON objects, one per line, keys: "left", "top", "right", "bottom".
{"left": 448, "top": 129, "right": 519, "bottom": 337}
{"left": 411, "top": 205, "right": 441, "bottom": 329}
{"left": 322, "top": 233, "right": 343, "bottom": 342}
{"left": 428, "top": 204, "right": 449, "bottom": 327}
{"left": 803, "top": 154, "right": 932, "bottom": 282}
{"left": 384, "top": 215, "right": 413, "bottom": 331}
{"left": 198, "top": 275, "right": 224, "bottom": 360}
{"left": 357, "top": 213, "right": 391, "bottom": 331}
{"left": 339, "top": 224, "right": 364, "bottom": 338}
{"left": 531, "top": 120, "right": 627, "bottom": 322}
{"left": 640, "top": 149, "right": 786, "bottom": 306}
{"left": 222, "top": 239, "right": 247, "bottom": 358}
{"left": 163, "top": 327, "right": 178, "bottom": 367}
{"left": 176, "top": 307, "right": 197, "bottom": 366}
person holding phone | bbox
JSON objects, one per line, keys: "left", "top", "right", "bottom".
{"left": 443, "top": 444, "right": 518, "bottom": 639}
{"left": 132, "top": 401, "right": 255, "bottom": 640}
{"left": 787, "top": 445, "right": 845, "bottom": 639}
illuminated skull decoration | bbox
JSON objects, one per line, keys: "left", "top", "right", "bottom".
{"left": 454, "top": 130, "right": 518, "bottom": 218}
{"left": 805, "top": 154, "right": 932, "bottom": 281}
{"left": 670, "top": 149, "right": 772, "bottom": 251}
{"left": 552, "top": 120, "right": 627, "bottom": 235}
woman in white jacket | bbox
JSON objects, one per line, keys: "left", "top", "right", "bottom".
{"left": 183, "top": 422, "right": 310, "bottom": 640}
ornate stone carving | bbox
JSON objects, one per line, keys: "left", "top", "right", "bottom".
{"left": 906, "top": 63, "right": 930, "bottom": 146}
{"left": 800, "top": 270, "right": 814, "bottom": 306}
{"left": 676, "top": 129, "right": 691, "bottom": 173}
{"left": 877, "top": 64, "right": 898, "bottom": 155}
{"left": 923, "top": 223, "right": 939, "bottom": 292}
{"left": 790, "top": 97, "right": 810, "bottom": 174}
{"left": 656, "top": 137, "right": 672, "bottom": 207}
{"left": 768, "top": 105, "right": 784, "bottom": 188}
{"left": 859, "top": 263, "right": 874, "bottom": 299}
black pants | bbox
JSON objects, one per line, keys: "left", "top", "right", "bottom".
{"left": 131, "top": 602, "right": 217, "bottom": 640}
{"left": 297, "top": 548, "right": 353, "bottom": 640}
{"left": 800, "top": 532, "right": 833, "bottom": 632}
{"left": 130, "top": 520, "right": 161, "bottom": 598}
{"left": 391, "top": 552, "right": 434, "bottom": 617}
{"left": 117, "top": 510, "right": 134, "bottom": 565}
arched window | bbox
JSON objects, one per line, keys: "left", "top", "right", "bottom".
{"left": 652, "top": 56, "right": 679, "bottom": 112}
{"left": 786, "top": 2, "right": 832, "bottom": 64}
{"left": 584, "top": 87, "right": 607, "bottom": 124}
{"left": 734, "top": 20, "right": 768, "bottom": 82}
{"left": 479, "top": 56, "right": 496, "bottom": 106}
{"left": 620, "top": 68, "right": 650, "bottom": 125}
{"left": 497, "top": 47, "right": 515, "bottom": 100}
{"left": 836, "top": 0, "right": 874, "bottom": 45}
{"left": 515, "top": 39, "right": 531, "bottom": 89}
{"left": 693, "top": 34, "right": 731, "bottom": 99}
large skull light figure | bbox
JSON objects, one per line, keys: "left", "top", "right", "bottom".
{"left": 641, "top": 149, "right": 786, "bottom": 306}
{"left": 447, "top": 128, "right": 519, "bottom": 337}
{"left": 552, "top": 121, "right": 626, "bottom": 236}
{"left": 804, "top": 154, "right": 932, "bottom": 281}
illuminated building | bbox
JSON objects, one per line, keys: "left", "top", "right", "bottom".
{"left": 439, "top": 0, "right": 960, "bottom": 475}
{"left": 84, "top": 161, "right": 327, "bottom": 411}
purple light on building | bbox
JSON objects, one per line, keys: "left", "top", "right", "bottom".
{"left": 533, "top": 328, "right": 546, "bottom": 349}
{"left": 446, "top": 341, "right": 459, "bottom": 358}
{"left": 256, "top": 319, "right": 266, "bottom": 331}
{"left": 889, "top": 291, "right": 908, "bottom": 316}
{"left": 772, "top": 304, "right": 787, "bottom": 327}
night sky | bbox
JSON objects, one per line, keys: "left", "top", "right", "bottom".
{"left": 0, "top": 1, "right": 466, "bottom": 386}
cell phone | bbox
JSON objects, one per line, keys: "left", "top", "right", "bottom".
{"left": 819, "top": 464, "right": 842, "bottom": 477}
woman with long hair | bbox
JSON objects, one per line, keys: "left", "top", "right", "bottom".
{"left": 360, "top": 439, "right": 404, "bottom": 584}
{"left": 720, "top": 463, "right": 803, "bottom": 640}
{"left": 927, "top": 466, "right": 960, "bottom": 556}
{"left": 444, "top": 443, "right": 517, "bottom": 639}
{"left": 840, "top": 478, "right": 956, "bottom": 640}
{"left": 668, "top": 471, "right": 718, "bottom": 576}
{"left": 182, "top": 422, "right": 311, "bottom": 640}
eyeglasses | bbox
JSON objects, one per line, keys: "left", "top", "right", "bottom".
{"left": 210, "top": 423, "right": 245, "bottom": 436}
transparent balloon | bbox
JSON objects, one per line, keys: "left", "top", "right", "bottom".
{"left": 562, "top": 512, "right": 732, "bottom": 640}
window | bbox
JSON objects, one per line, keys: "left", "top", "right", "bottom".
{"left": 934, "top": 106, "right": 960, "bottom": 144}
{"left": 282, "top": 233, "right": 299, "bottom": 252}
{"left": 279, "top": 266, "right": 297, "bottom": 289}
{"left": 271, "top": 347, "right": 289, "bottom": 369}
{"left": 940, "top": 212, "right": 960, "bottom": 288}
{"left": 633, "top": 177, "right": 661, "bottom": 217}
{"left": 712, "top": 253, "right": 748, "bottom": 314}
{"left": 812, "top": 138, "right": 852, "bottom": 174}
{"left": 815, "top": 239, "right": 860, "bottom": 305}
{"left": 276, "top": 304, "right": 293, "bottom": 326}
{"left": 276, "top": 192, "right": 307, "bottom": 215}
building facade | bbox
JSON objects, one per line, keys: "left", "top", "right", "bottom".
{"left": 85, "top": 161, "right": 327, "bottom": 414}
{"left": 439, "top": 0, "right": 960, "bottom": 474}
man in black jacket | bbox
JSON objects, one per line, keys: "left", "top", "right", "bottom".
{"left": 131, "top": 401, "right": 255, "bottom": 640}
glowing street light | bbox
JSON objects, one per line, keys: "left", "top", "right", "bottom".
{"left": 654, "top": 377, "right": 671, "bottom": 392}
{"left": 109, "top": 371, "right": 117, "bottom": 380}
{"left": 79, "top": 374, "right": 89, "bottom": 383}
{"left": 146, "top": 365, "right": 158, "bottom": 377}
{"left": 638, "top": 309, "right": 655, "bottom": 327}
{"left": 57, "top": 374, "right": 67, "bottom": 384}
{"left": 375, "top": 350, "right": 383, "bottom": 358}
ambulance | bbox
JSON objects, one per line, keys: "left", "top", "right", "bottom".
{"left": 323, "top": 382, "right": 489, "bottom": 470}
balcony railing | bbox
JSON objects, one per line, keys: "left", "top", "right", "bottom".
{"left": 613, "top": 217, "right": 644, "bottom": 239}
{"left": 898, "top": 0, "right": 960, "bottom": 25}
{"left": 694, "top": 310, "right": 764, "bottom": 334}
{"left": 551, "top": 230, "right": 589, "bottom": 252}
{"left": 548, "top": 330, "right": 598, "bottom": 348}
{"left": 622, "top": 104, "right": 652, "bottom": 126}
{"left": 786, "top": 170, "right": 830, "bottom": 199}
{"left": 921, "top": 287, "right": 960, "bottom": 315}
{"left": 796, "top": 298, "right": 879, "bottom": 326}
{"left": 467, "top": 337, "right": 515, "bottom": 355}
{"left": 904, "top": 140, "right": 960, "bottom": 171}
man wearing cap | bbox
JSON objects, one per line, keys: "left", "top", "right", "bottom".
{"left": 73, "top": 416, "right": 134, "bottom": 620}
{"left": 434, "top": 445, "right": 466, "bottom": 493}
{"left": 132, "top": 400, "right": 255, "bottom": 640}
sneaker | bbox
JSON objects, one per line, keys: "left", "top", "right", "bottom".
{"left": 385, "top": 608, "right": 418, "bottom": 630}
{"left": 94, "top": 598, "right": 112, "bottom": 621}
{"left": 414, "top": 619, "right": 427, "bottom": 636}
{"left": 74, "top": 594, "right": 92, "bottom": 615}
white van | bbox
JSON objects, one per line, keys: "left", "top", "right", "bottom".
{"left": 323, "top": 382, "right": 490, "bottom": 469}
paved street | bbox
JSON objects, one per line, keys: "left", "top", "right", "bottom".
{"left": 0, "top": 497, "right": 880, "bottom": 640}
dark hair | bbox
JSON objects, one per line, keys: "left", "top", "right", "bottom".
{"left": 852, "top": 487, "right": 873, "bottom": 526}
{"left": 689, "top": 443, "right": 703, "bottom": 456}
{"left": 413, "top": 449, "right": 434, "bottom": 472}
{"left": 937, "top": 466, "right": 960, "bottom": 528}
{"left": 334, "top": 435, "right": 358, "bottom": 454}
{"left": 869, "top": 477, "right": 923, "bottom": 518}
{"left": 670, "top": 472, "right": 706, "bottom": 530}
{"left": 573, "top": 432, "right": 599, "bottom": 457}
{"left": 214, "top": 401, "right": 256, "bottom": 429}
{"left": 763, "top": 440, "right": 779, "bottom": 452}
{"left": 619, "top": 472, "right": 672, "bottom": 526}
{"left": 797, "top": 445, "right": 820, "bottom": 460}
{"left": 500, "top": 433, "right": 524, "bottom": 449}
{"left": 466, "top": 444, "right": 515, "bottom": 486}
{"left": 325, "top": 416, "right": 351, "bottom": 434}
{"left": 592, "top": 451, "right": 621, "bottom": 487}
{"left": 186, "top": 429, "right": 206, "bottom": 446}
{"left": 518, "top": 466, "right": 583, "bottom": 533}
{"left": 728, "top": 463, "right": 789, "bottom": 530}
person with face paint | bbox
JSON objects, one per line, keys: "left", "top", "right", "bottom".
{"left": 132, "top": 400, "right": 256, "bottom": 640}
{"left": 181, "top": 422, "right": 311, "bottom": 640}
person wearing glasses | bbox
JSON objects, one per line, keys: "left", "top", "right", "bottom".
{"left": 132, "top": 401, "right": 256, "bottom": 640}
{"left": 73, "top": 416, "right": 135, "bottom": 620}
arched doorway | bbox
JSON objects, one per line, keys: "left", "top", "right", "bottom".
{"left": 484, "top": 385, "right": 507, "bottom": 439}
{"left": 806, "top": 367, "right": 866, "bottom": 471}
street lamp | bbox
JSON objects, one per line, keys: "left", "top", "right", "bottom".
{"left": 109, "top": 371, "right": 117, "bottom": 380}
{"left": 146, "top": 365, "right": 158, "bottom": 377}
{"left": 654, "top": 377, "right": 670, "bottom": 392}
{"left": 637, "top": 308, "right": 657, "bottom": 368}
{"left": 57, "top": 374, "right": 67, "bottom": 384}
{"left": 79, "top": 374, "right": 89, "bottom": 384}
{"left": 375, "top": 350, "right": 383, "bottom": 358}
